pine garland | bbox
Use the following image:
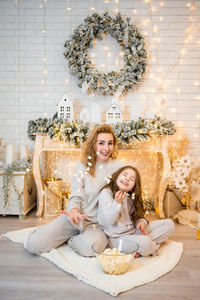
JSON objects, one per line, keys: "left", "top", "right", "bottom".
{"left": 27, "top": 116, "right": 176, "bottom": 146}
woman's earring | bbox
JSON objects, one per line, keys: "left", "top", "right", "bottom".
{"left": 132, "top": 193, "right": 135, "bottom": 200}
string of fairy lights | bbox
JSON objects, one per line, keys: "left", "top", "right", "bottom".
{"left": 40, "top": 0, "right": 48, "bottom": 117}
{"left": 12, "top": 0, "right": 200, "bottom": 216}
{"left": 14, "top": 0, "right": 20, "bottom": 147}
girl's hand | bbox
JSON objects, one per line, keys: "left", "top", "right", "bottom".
{"left": 115, "top": 191, "right": 127, "bottom": 204}
{"left": 136, "top": 221, "right": 147, "bottom": 235}
{"left": 60, "top": 208, "right": 87, "bottom": 225}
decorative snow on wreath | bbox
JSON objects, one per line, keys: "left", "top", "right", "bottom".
{"left": 64, "top": 12, "right": 147, "bottom": 96}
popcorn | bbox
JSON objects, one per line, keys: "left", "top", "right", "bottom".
{"left": 97, "top": 248, "right": 133, "bottom": 275}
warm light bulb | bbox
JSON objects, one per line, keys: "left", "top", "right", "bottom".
{"left": 107, "top": 52, "right": 112, "bottom": 58}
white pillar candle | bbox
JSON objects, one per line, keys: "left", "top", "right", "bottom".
{"left": 20, "top": 145, "right": 28, "bottom": 160}
{"left": 6, "top": 144, "right": 15, "bottom": 165}
{"left": 118, "top": 239, "right": 123, "bottom": 252}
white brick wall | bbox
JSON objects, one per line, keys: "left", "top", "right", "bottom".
{"left": 0, "top": 0, "right": 200, "bottom": 163}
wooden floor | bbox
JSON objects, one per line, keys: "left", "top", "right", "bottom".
{"left": 0, "top": 210, "right": 200, "bottom": 300}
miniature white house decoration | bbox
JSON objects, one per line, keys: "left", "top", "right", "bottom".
{"left": 80, "top": 108, "right": 90, "bottom": 122}
{"left": 106, "top": 100, "right": 122, "bottom": 124}
{"left": 57, "top": 94, "right": 74, "bottom": 120}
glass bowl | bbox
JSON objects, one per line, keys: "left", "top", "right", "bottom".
{"left": 92, "top": 243, "right": 137, "bottom": 275}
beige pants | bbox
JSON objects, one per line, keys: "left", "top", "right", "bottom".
{"left": 26, "top": 214, "right": 108, "bottom": 257}
{"left": 109, "top": 219, "right": 175, "bottom": 256}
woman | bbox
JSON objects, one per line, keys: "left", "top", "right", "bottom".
{"left": 97, "top": 165, "right": 174, "bottom": 256}
{"left": 26, "top": 124, "right": 123, "bottom": 256}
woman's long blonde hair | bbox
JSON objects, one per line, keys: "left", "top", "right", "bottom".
{"left": 81, "top": 124, "right": 118, "bottom": 177}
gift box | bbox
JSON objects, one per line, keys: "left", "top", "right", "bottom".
{"left": 43, "top": 178, "right": 70, "bottom": 217}
{"left": 163, "top": 186, "right": 183, "bottom": 218}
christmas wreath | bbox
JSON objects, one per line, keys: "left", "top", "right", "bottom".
{"left": 64, "top": 12, "right": 147, "bottom": 96}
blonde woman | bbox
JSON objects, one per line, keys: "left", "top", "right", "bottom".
{"left": 26, "top": 124, "right": 123, "bottom": 256}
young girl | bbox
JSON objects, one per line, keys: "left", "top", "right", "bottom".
{"left": 97, "top": 165, "right": 174, "bottom": 257}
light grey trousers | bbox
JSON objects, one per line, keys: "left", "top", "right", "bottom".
{"left": 109, "top": 219, "right": 175, "bottom": 256}
{"left": 26, "top": 214, "right": 108, "bottom": 257}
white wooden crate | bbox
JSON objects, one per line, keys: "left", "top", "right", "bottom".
{"left": 0, "top": 171, "right": 36, "bottom": 218}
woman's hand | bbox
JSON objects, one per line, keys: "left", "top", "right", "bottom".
{"left": 136, "top": 221, "right": 147, "bottom": 235}
{"left": 60, "top": 208, "right": 87, "bottom": 225}
{"left": 114, "top": 191, "right": 127, "bottom": 204}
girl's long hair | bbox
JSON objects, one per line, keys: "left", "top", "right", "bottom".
{"left": 81, "top": 124, "right": 118, "bottom": 177}
{"left": 101, "top": 165, "right": 145, "bottom": 224}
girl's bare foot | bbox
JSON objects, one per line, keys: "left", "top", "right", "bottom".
{"left": 135, "top": 252, "right": 140, "bottom": 258}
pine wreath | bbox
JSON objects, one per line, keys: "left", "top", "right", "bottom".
{"left": 64, "top": 12, "right": 147, "bottom": 96}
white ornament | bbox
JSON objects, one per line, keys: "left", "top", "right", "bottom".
{"left": 57, "top": 93, "right": 74, "bottom": 120}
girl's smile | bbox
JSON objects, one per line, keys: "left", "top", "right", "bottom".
{"left": 116, "top": 168, "right": 136, "bottom": 192}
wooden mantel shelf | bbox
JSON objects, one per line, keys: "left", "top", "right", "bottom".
{"left": 33, "top": 134, "right": 171, "bottom": 218}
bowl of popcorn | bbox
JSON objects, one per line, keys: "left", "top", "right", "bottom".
{"left": 92, "top": 243, "right": 137, "bottom": 275}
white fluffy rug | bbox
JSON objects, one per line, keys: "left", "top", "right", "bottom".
{"left": 2, "top": 227, "right": 183, "bottom": 296}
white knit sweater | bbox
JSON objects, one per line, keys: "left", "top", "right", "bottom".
{"left": 66, "top": 159, "right": 124, "bottom": 228}
{"left": 97, "top": 188, "right": 147, "bottom": 238}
